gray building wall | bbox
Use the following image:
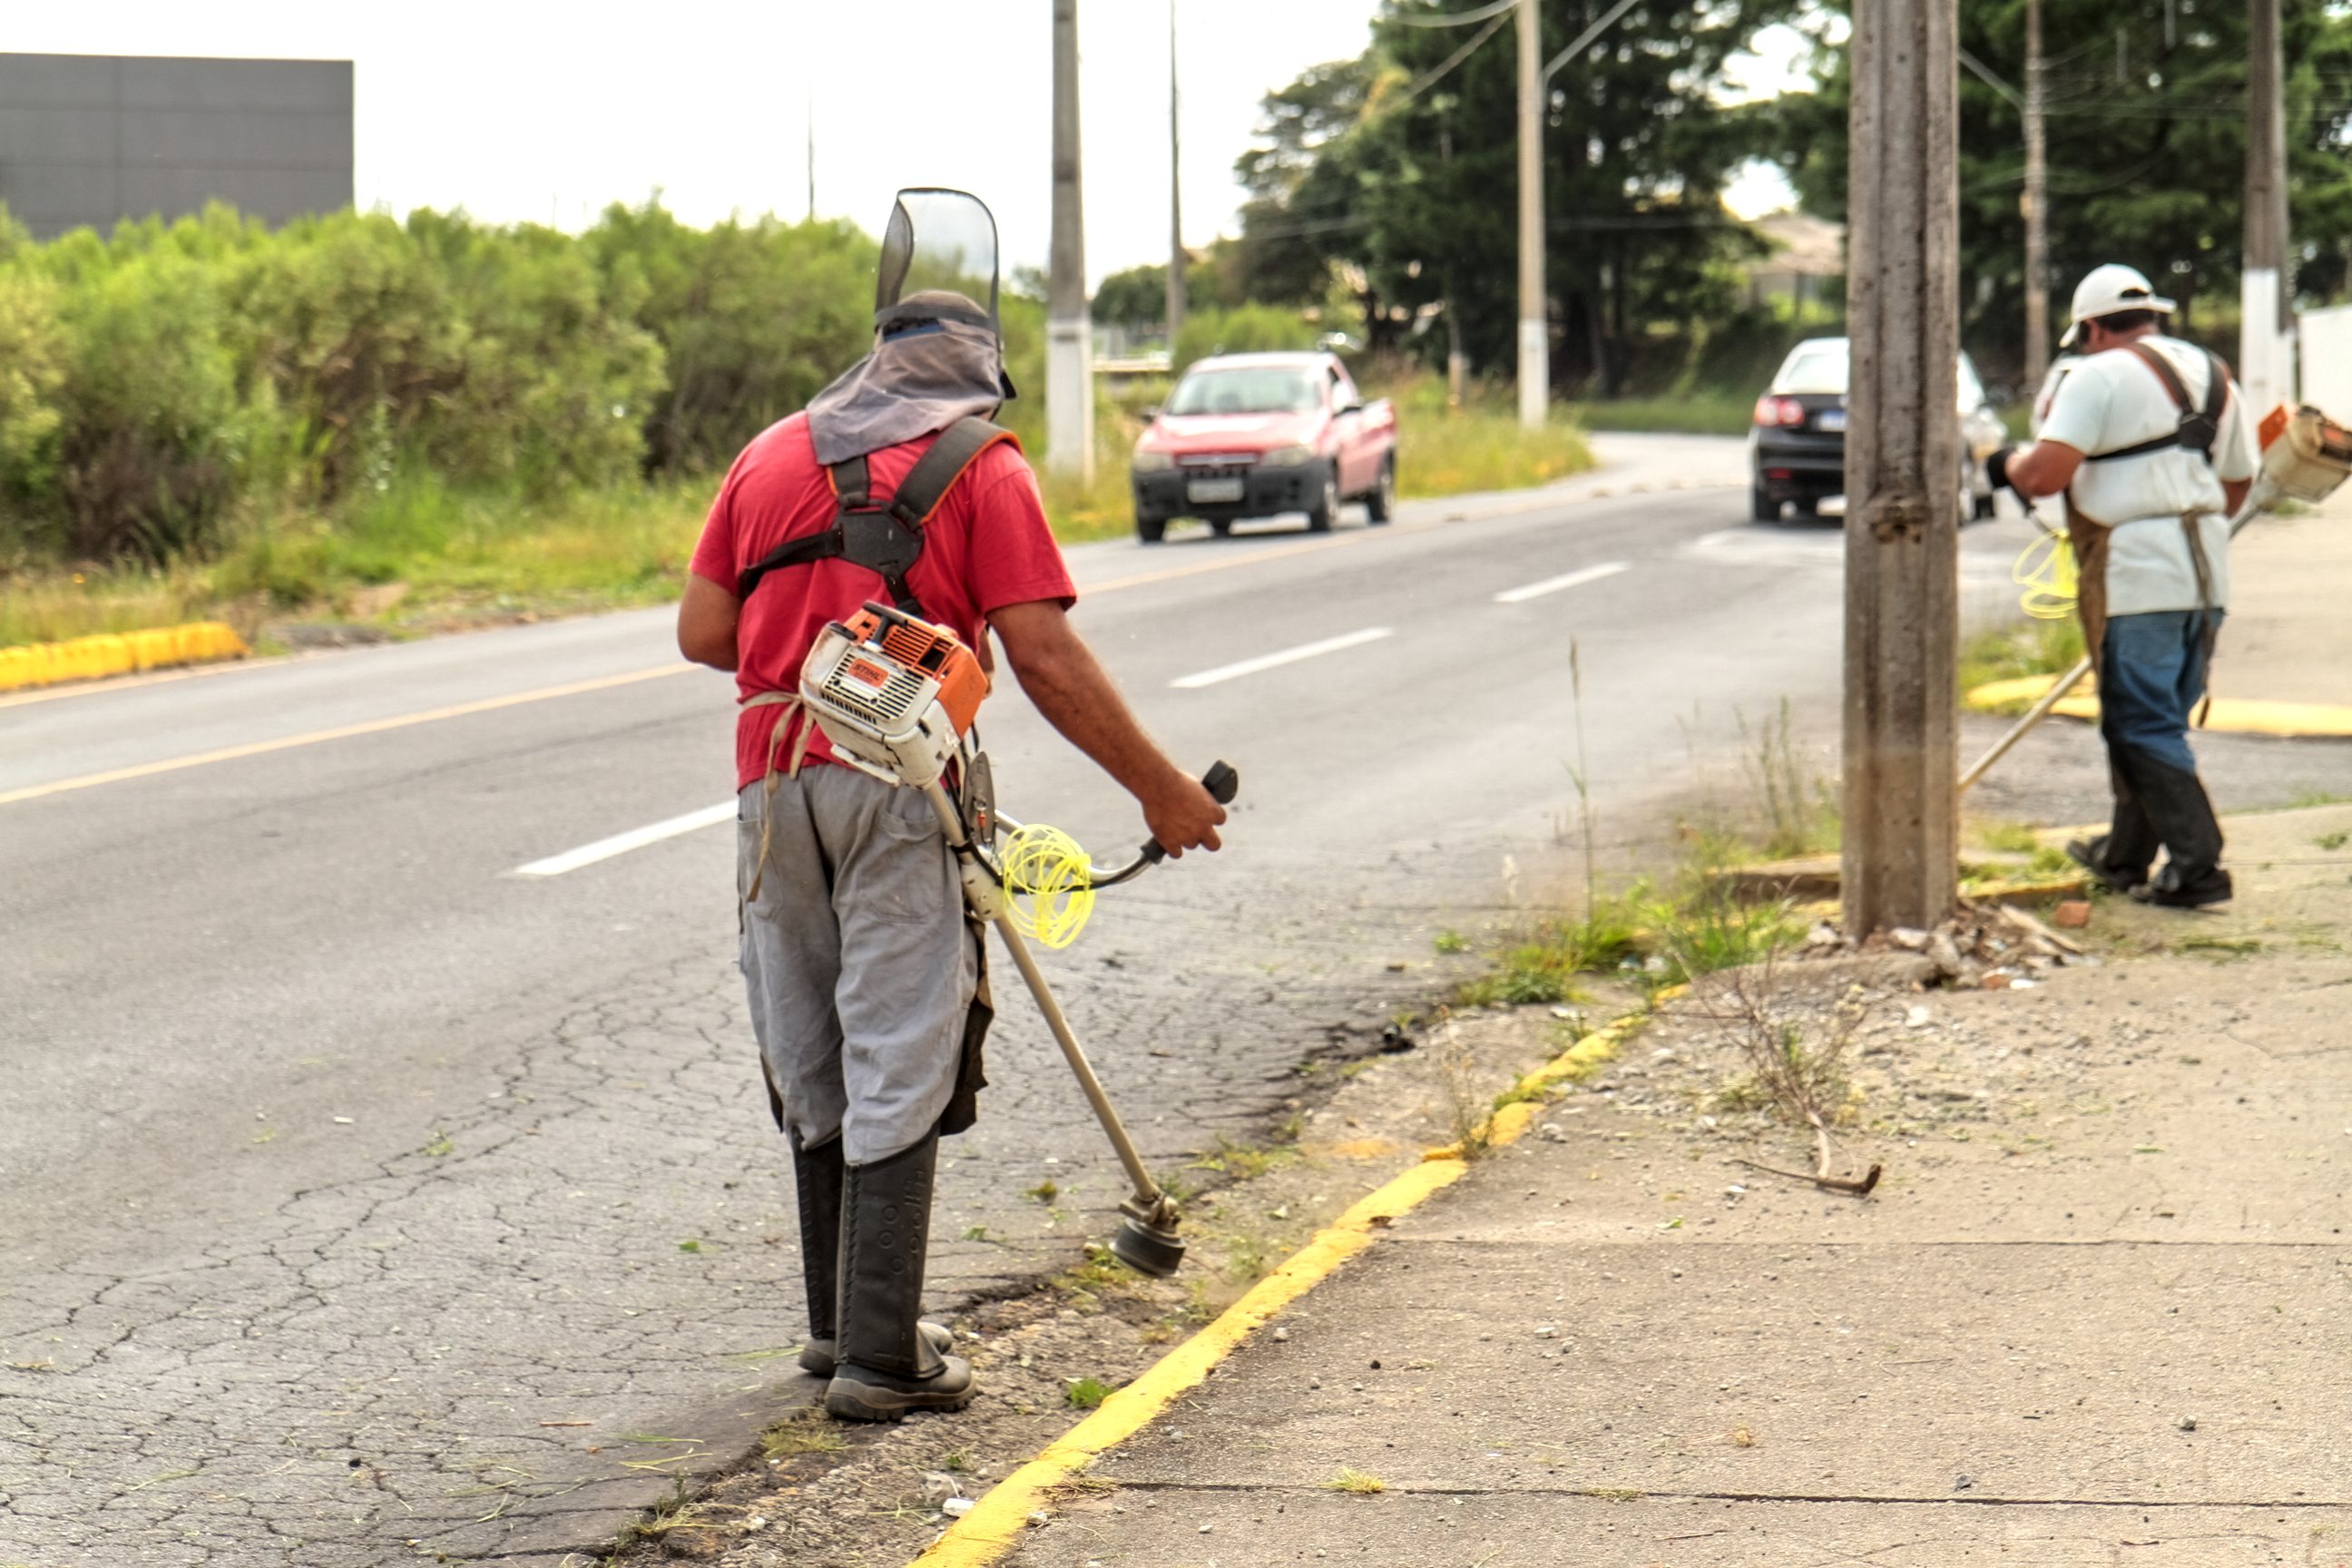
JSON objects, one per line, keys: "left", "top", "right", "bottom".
{"left": 0, "top": 54, "right": 353, "bottom": 240}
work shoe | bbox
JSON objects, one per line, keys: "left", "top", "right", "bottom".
{"left": 797, "top": 1322, "right": 956, "bottom": 1379}
{"left": 2132, "top": 863, "right": 2234, "bottom": 908}
{"left": 2065, "top": 837, "right": 2144, "bottom": 896}
{"left": 824, "top": 1129, "right": 977, "bottom": 1423}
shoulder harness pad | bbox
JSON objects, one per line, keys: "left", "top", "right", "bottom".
{"left": 735, "top": 417, "right": 1018, "bottom": 612}
{"left": 2086, "top": 343, "right": 2230, "bottom": 466}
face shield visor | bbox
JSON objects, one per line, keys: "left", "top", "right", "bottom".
{"left": 875, "top": 188, "right": 1002, "bottom": 340}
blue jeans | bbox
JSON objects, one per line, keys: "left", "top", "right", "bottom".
{"left": 2100, "top": 610, "right": 2221, "bottom": 776}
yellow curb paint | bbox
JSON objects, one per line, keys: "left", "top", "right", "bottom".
{"left": 0, "top": 622, "right": 247, "bottom": 694}
{"left": 0, "top": 664, "right": 691, "bottom": 808}
{"left": 1965, "top": 673, "right": 2352, "bottom": 738}
{"left": 908, "top": 1010, "right": 1645, "bottom": 1568}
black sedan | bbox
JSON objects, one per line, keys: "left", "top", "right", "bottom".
{"left": 1749, "top": 337, "right": 2005, "bottom": 524}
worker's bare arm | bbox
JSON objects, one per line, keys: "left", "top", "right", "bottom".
{"left": 990, "top": 599, "right": 1225, "bottom": 856}
{"left": 678, "top": 573, "right": 741, "bottom": 671}
{"left": 2223, "top": 477, "right": 2252, "bottom": 514}
{"left": 2003, "top": 438, "right": 2086, "bottom": 500}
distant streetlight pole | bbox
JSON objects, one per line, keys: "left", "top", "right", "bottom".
{"left": 2024, "top": 0, "right": 2049, "bottom": 387}
{"left": 1048, "top": 0, "right": 1094, "bottom": 481}
{"left": 1515, "top": 0, "right": 1643, "bottom": 430}
{"left": 1514, "top": 0, "right": 1545, "bottom": 428}
{"left": 1167, "top": 0, "right": 1186, "bottom": 357}
{"left": 2242, "top": 0, "right": 2292, "bottom": 419}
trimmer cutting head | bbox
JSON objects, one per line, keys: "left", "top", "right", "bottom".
{"left": 1110, "top": 1215, "right": 1186, "bottom": 1279}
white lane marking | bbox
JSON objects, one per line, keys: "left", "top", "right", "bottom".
{"left": 515, "top": 801, "right": 735, "bottom": 877}
{"left": 1170, "top": 627, "right": 1395, "bottom": 690}
{"left": 1492, "top": 560, "right": 1632, "bottom": 605}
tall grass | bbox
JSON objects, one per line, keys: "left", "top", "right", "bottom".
{"left": 1567, "top": 393, "right": 1756, "bottom": 437}
{"left": 1959, "top": 616, "right": 2086, "bottom": 699}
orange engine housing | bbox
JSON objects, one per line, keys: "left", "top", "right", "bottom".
{"left": 840, "top": 604, "right": 990, "bottom": 737}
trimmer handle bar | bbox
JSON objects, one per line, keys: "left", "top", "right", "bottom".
{"left": 1088, "top": 760, "right": 1240, "bottom": 887}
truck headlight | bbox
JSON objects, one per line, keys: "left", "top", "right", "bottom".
{"left": 1259, "top": 444, "right": 1316, "bottom": 468}
{"left": 1132, "top": 449, "right": 1175, "bottom": 473}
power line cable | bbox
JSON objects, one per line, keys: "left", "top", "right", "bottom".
{"left": 1383, "top": 0, "right": 1519, "bottom": 26}
{"left": 1386, "top": 10, "right": 1513, "bottom": 108}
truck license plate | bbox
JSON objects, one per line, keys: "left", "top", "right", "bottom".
{"left": 1817, "top": 409, "right": 1847, "bottom": 433}
{"left": 1187, "top": 476, "right": 1245, "bottom": 504}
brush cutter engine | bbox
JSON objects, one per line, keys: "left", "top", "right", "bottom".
{"left": 800, "top": 603, "right": 989, "bottom": 790}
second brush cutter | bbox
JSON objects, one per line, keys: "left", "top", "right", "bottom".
{"left": 800, "top": 602, "right": 1236, "bottom": 1276}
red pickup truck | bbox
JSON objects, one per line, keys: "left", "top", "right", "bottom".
{"left": 1129, "top": 351, "right": 1399, "bottom": 542}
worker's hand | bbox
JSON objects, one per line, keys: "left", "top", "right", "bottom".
{"left": 1141, "top": 767, "right": 1227, "bottom": 858}
{"left": 1985, "top": 446, "right": 2018, "bottom": 495}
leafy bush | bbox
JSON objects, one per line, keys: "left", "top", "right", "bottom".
{"left": 1173, "top": 304, "right": 1321, "bottom": 372}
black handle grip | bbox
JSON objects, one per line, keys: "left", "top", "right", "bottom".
{"left": 1142, "top": 760, "right": 1240, "bottom": 864}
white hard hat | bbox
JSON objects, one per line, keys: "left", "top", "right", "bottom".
{"left": 2057, "top": 263, "right": 2176, "bottom": 348}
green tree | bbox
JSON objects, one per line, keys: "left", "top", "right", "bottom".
{"left": 1235, "top": 5, "right": 1788, "bottom": 392}
{"left": 1767, "top": 0, "right": 2352, "bottom": 377}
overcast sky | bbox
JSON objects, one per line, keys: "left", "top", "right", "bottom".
{"left": 15, "top": 3, "right": 1807, "bottom": 284}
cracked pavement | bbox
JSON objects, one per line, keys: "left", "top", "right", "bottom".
{"left": 5, "top": 436, "right": 2282, "bottom": 1565}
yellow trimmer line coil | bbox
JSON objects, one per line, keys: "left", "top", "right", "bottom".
{"left": 2014, "top": 531, "right": 2078, "bottom": 621}
{"left": 998, "top": 823, "right": 1097, "bottom": 949}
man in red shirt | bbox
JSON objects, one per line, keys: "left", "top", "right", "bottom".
{"left": 678, "top": 212, "right": 1223, "bottom": 1421}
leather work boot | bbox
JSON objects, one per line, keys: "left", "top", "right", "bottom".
{"left": 787, "top": 1132, "right": 955, "bottom": 1377}
{"left": 824, "top": 1129, "right": 975, "bottom": 1422}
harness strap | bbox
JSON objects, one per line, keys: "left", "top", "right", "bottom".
{"left": 731, "top": 418, "right": 1018, "bottom": 611}
{"left": 740, "top": 691, "right": 818, "bottom": 907}
{"left": 2086, "top": 343, "right": 2230, "bottom": 464}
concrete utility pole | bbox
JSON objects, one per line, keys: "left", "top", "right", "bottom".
{"left": 1048, "top": 0, "right": 1094, "bottom": 482}
{"left": 2241, "top": 0, "right": 2292, "bottom": 421}
{"left": 1167, "top": 0, "right": 1185, "bottom": 356}
{"left": 1515, "top": 0, "right": 1546, "bottom": 429}
{"left": 2023, "top": 0, "right": 2050, "bottom": 388}
{"left": 1842, "top": 0, "right": 1961, "bottom": 934}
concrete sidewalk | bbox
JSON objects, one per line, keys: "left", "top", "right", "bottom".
{"left": 1004, "top": 804, "right": 2352, "bottom": 1567}
{"left": 2223, "top": 482, "right": 2352, "bottom": 708}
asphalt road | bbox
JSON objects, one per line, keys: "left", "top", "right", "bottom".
{"left": 0, "top": 435, "right": 2127, "bottom": 1565}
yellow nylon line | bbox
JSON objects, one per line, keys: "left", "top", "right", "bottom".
{"left": 0, "top": 664, "right": 691, "bottom": 808}
{"left": 906, "top": 1012, "right": 1647, "bottom": 1568}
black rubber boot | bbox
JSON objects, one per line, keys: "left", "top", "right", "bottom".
{"left": 824, "top": 1130, "right": 975, "bottom": 1422}
{"left": 789, "top": 1132, "right": 846, "bottom": 1375}
{"left": 789, "top": 1128, "right": 953, "bottom": 1377}
{"left": 2120, "top": 752, "right": 2232, "bottom": 908}
{"left": 2069, "top": 754, "right": 2160, "bottom": 894}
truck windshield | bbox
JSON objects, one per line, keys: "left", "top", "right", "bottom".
{"left": 1167, "top": 368, "right": 1321, "bottom": 416}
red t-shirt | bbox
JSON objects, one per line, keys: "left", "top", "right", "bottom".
{"left": 690, "top": 412, "right": 1077, "bottom": 790}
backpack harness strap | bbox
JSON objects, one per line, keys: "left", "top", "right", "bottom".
{"left": 733, "top": 417, "right": 1018, "bottom": 613}
{"left": 2086, "top": 342, "right": 2230, "bottom": 464}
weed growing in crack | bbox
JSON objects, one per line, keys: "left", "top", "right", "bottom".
{"left": 1324, "top": 1467, "right": 1387, "bottom": 1494}
{"left": 1063, "top": 1376, "right": 1115, "bottom": 1409}
{"left": 1435, "top": 1013, "right": 1495, "bottom": 1161}
{"left": 760, "top": 1410, "right": 847, "bottom": 1462}
{"left": 1681, "top": 956, "right": 1877, "bottom": 1192}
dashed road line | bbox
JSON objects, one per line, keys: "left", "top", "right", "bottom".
{"left": 1492, "top": 559, "right": 1632, "bottom": 604}
{"left": 1169, "top": 627, "right": 1394, "bottom": 691}
{"left": 514, "top": 801, "right": 735, "bottom": 877}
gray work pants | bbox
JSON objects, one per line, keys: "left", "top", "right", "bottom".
{"left": 737, "top": 765, "right": 976, "bottom": 1166}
